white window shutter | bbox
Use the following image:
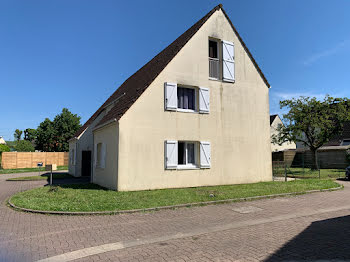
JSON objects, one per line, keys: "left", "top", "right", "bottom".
{"left": 164, "top": 82, "right": 177, "bottom": 111}
{"left": 93, "top": 143, "right": 97, "bottom": 167}
{"left": 165, "top": 140, "right": 178, "bottom": 169}
{"left": 199, "top": 87, "right": 210, "bottom": 114}
{"left": 222, "top": 40, "right": 235, "bottom": 82}
{"left": 200, "top": 141, "right": 211, "bottom": 168}
{"left": 101, "top": 143, "right": 106, "bottom": 168}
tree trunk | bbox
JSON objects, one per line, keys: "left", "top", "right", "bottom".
{"left": 310, "top": 148, "right": 319, "bottom": 170}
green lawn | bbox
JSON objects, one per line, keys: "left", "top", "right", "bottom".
{"left": 6, "top": 173, "right": 72, "bottom": 181}
{"left": 0, "top": 166, "right": 68, "bottom": 174}
{"left": 10, "top": 179, "right": 340, "bottom": 212}
{"left": 273, "top": 167, "right": 345, "bottom": 179}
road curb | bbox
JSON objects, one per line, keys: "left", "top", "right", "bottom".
{"left": 8, "top": 185, "right": 343, "bottom": 216}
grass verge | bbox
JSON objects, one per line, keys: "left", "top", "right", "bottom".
{"left": 6, "top": 173, "right": 72, "bottom": 181}
{"left": 0, "top": 166, "right": 68, "bottom": 174}
{"left": 9, "top": 179, "right": 340, "bottom": 213}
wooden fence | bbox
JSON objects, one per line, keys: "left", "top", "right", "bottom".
{"left": 1, "top": 152, "right": 68, "bottom": 169}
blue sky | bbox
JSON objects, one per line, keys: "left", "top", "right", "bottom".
{"left": 1, "top": 0, "right": 350, "bottom": 140}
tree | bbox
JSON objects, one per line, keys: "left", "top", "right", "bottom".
{"left": 15, "top": 140, "right": 35, "bottom": 152}
{"left": 0, "top": 144, "right": 10, "bottom": 168}
{"left": 35, "top": 118, "right": 56, "bottom": 152}
{"left": 273, "top": 95, "right": 350, "bottom": 169}
{"left": 0, "top": 144, "right": 10, "bottom": 153}
{"left": 52, "top": 108, "right": 81, "bottom": 151}
{"left": 35, "top": 109, "right": 81, "bottom": 152}
{"left": 24, "top": 128, "right": 37, "bottom": 142}
{"left": 14, "top": 129, "right": 22, "bottom": 141}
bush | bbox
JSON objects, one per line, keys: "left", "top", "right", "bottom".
{"left": 15, "top": 140, "right": 35, "bottom": 152}
{"left": 0, "top": 144, "right": 10, "bottom": 169}
{"left": 0, "top": 144, "right": 10, "bottom": 153}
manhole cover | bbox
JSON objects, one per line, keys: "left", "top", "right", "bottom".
{"left": 232, "top": 206, "right": 263, "bottom": 214}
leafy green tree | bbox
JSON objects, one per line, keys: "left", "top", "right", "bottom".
{"left": 35, "top": 118, "right": 56, "bottom": 152}
{"left": 0, "top": 144, "right": 10, "bottom": 168}
{"left": 273, "top": 95, "right": 350, "bottom": 169}
{"left": 14, "top": 129, "right": 22, "bottom": 141}
{"left": 52, "top": 108, "right": 81, "bottom": 151}
{"left": 0, "top": 144, "right": 10, "bottom": 153}
{"left": 35, "top": 109, "right": 81, "bottom": 152}
{"left": 15, "top": 140, "right": 35, "bottom": 152}
{"left": 24, "top": 128, "right": 37, "bottom": 142}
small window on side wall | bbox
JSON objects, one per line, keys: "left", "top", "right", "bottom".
{"left": 94, "top": 142, "right": 106, "bottom": 169}
{"left": 209, "top": 39, "right": 220, "bottom": 80}
{"left": 178, "top": 141, "right": 197, "bottom": 167}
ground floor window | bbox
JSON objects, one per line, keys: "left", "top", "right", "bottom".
{"left": 165, "top": 140, "right": 211, "bottom": 169}
{"left": 178, "top": 141, "right": 197, "bottom": 167}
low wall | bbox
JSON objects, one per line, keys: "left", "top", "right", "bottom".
{"left": 1, "top": 152, "right": 68, "bottom": 169}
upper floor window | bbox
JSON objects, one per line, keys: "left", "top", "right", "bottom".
{"left": 209, "top": 39, "right": 220, "bottom": 80}
{"left": 208, "top": 38, "right": 235, "bottom": 82}
{"left": 164, "top": 82, "right": 209, "bottom": 114}
{"left": 177, "top": 87, "right": 195, "bottom": 111}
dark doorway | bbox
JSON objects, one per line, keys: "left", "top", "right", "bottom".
{"left": 81, "top": 151, "right": 91, "bottom": 177}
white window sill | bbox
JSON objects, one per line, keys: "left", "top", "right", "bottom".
{"left": 222, "top": 79, "right": 235, "bottom": 83}
{"left": 177, "top": 165, "right": 199, "bottom": 170}
{"left": 209, "top": 77, "right": 220, "bottom": 81}
{"left": 176, "top": 108, "right": 197, "bottom": 113}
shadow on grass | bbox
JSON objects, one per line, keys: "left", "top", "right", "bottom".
{"left": 264, "top": 215, "right": 350, "bottom": 261}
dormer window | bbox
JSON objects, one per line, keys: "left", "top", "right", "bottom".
{"left": 209, "top": 39, "right": 220, "bottom": 80}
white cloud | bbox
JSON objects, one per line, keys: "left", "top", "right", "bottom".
{"left": 303, "top": 39, "right": 349, "bottom": 66}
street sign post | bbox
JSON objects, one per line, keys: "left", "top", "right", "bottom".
{"left": 37, "top": 162, "right": 43, "bottom": 176}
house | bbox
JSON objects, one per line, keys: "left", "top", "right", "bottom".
{"left": 270, "top": 114, "right": 296, "bottom": 152}
{"left": 68, "top": 4, "right": 272, "bottom": 191}
{"left": 293, "top": 121, "right": 350, "bottom": 169}
{"left": 0, "top": 136, "right": 6, "bottom": 145}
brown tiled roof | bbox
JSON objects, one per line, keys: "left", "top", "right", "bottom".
{"left": 270, "top": 114, "right": 278, "bottom": 125}
{"left": 73, "top": 4, "right": 270, "bottom": 138}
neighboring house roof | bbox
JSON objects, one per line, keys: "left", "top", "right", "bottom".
{"left": 324, "top": 121, "right": 350, "bottom": 146}
{"left": 73, "top": 4, "right": 271, "bottom": 138}
{"left": 0, "top": 136, "right": 6, "bottom": 145}
{"left": 270, "top": 114, "right": 278, "bottom": 125}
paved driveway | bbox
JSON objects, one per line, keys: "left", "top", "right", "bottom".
{"left": 1, "top": 174, "right": 350, "bottom": 262}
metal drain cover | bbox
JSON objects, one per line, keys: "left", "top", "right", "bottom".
{"left": 232, "top": 206, "right": 263, "bottom": 214}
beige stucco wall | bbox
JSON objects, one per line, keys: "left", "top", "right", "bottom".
{"left": 93, "top": 122, "right": 119, "bottom": 190}
{"left": 69, "top": 105, "right": 114, "bottom": 177}
{"left": 115, "top": 9, "right": 272, "bottom": 191}
{"left": 270, "top": 116, "right": 296, "bottom": 152}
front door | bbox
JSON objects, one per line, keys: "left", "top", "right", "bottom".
{"left": 81, "top": 151, "right": 91, "bottom": 177}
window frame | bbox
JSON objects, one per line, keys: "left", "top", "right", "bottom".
{"left": 176, "top": 85, "right": 198, "bottom": 113}
{"left": 208, "top": 38, "right": 221, "bottom": 81}
{"left": 342, "top": 139, "right": 350, "bottom": 146}
{"left": 96, "top": 143, "right": 102, "bottom": 169}
{"left": 177, "top": 141, "right": 198, "bottom": 169}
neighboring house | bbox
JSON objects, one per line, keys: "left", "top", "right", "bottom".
{"left": 296, "top": 121, "right": 350, "bottom": 149}
{"left": 0, "top": 137, "right": 6, "bottom": 145}
{"left": 294, "top": 121, "right": 350, "bottom": 169}
{"left": 69, "top": 4, "right": 272, "bottom": 191}
{"left": 270, "top": 115, "right": 296, "bottom": 152}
